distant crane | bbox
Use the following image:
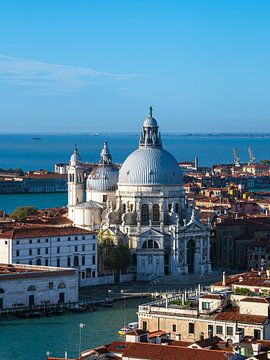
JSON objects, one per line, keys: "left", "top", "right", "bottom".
{"left": 248, "top": 146, "right": 256, "bottom": 165}
{"left": 233, "top": 146, "right": 241, "bottom": 167}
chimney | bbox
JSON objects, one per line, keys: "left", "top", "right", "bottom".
{"left": 251, "top": 342, "right": 261, "bottom": 356}
{"left": 267, "top": 269, "right": 270, "bottom": 279}
{"left": 239, "top": 276, "right": 243, "bottom": 282}
{"left": 222, "top": 271, "right": 226, "bottom": 286}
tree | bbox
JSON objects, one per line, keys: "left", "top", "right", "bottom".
{"left": 11, "top": 206, "right": 37, "bottom": 221}
{"left": 98, "top": 236, "right": 131, "bottom": 279}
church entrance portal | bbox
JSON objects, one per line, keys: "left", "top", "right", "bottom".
{"left": 187, "top": 240, "right": 195, "bottom": 273}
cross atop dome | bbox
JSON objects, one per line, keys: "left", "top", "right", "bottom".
{"left": 140, "top": 107, "right": 162, "bottom": 148}
{"left": 100, "top": 142, "right": 112, "bottom": 165}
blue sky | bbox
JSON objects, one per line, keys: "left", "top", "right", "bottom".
{"left": 1, "top": 0, "right": 270, "bottom": 133}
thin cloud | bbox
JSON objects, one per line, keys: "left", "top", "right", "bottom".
{"left": 0, "top": 54, "right": 143, "bottom": 94}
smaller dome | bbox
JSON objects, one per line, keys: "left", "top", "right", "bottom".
{"left": 87, "top": 165, "right": 119, "bottom": 192}
{"left": 143, "top": 116, "right": 157, "bottom": 128}
{"left": 87, "top": 142, "right": 119, "bottom": 192}
{"left": 70, "top": 146, "right": 81, "bottom": 166}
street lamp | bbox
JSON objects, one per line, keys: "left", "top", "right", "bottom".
{"left": 78, "top": 323, "right": 85, "bottom": 359}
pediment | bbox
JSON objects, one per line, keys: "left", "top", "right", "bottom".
{"left": 184, "top": 221, "right": 205, "bottom": 231}
{"left": 139, "top": 228, "right": 163, "bottom": 238}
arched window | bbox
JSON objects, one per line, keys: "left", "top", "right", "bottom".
{"left": 0, "top": 288, "right": 5, "bottom": 294}
{"left": 36, "top": 259, "right": 41, "bottom": 266}
{"left": 142, "top": 240, "right": 160, "bottom": 249}
{"left": 58, "top": 283, "right": 66, "bottom": 289}
{"left": 175, "top": 203, "right": 179, "bottom": 213}
{"left": 27, "top": 285, "right": 36, "bottom": 292}
{"left": 82, "top": 256, "right": 85, "bottom": 266}
{"left": 153, "top": 204, "right": 160, "bottom": 223}
{"left": 74, "top": 256, "right": 79, "bottom": 267}
{"left": 141, "top": 204, "right": 149, "bottom": 224}
{"left": 154, "top": 241, "right": 159, "bottom": 248}
{"left": 45, "top": 259, "right": 49, "bottom": 266}
{"left": 122, "top": 203, "right": 126, "bottom": 213}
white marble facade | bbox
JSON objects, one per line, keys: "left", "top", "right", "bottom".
{"left": 68, "top": 108, "right": 211, "bottom": 280}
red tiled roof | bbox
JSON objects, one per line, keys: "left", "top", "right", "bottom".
{"left": 126, "top": 329, "right": 148, "bottom": 336}
{"left": 24, "top": 173, "right": 67, "bottom": 179}
{"left": 214, "top": 307, "right": 267, "bottom": 324}
{"left": 240, "top": 297, "right": 270, "bottom": 303}
{"left": 201, "top": 294, "right": 223, "bottom": 300}
{"left": 106, "top": 341, "right": 134, "bottom": 354}
{"left": 0, "top": 226, "right": 96, "bottom": 239}
{"left": 192, "top": 336, "right": 223, "bottom": 348}
{"left": 168, "top": 340, "right": 191, "bottom": 347}
{"left": 122, "top": 342, "right": 231, "bottom": 360}
{"left": 148, "top": 330, "right": 167, "bottom": 339}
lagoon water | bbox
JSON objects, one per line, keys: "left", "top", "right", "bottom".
{"left": 1, "top": 133, "right": 270, "bottom": 171}
{"left": 0, "top": 192, "right": 67, "bottom": 214}
{"left": 0, "top": 299, "right": 141, "bottom": 360}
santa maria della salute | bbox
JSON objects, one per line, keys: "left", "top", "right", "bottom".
{"left": 68, "top": 108, "right": 211, "bottom": 280}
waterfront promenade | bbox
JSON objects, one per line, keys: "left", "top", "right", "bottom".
{"left": 79, "top": 271, "right": 227, "bottom": 302}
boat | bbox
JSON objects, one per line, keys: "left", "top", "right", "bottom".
{"left": 85, "top": 303, "right": 97, "bottom": 311}
{"left": 118, "top": 322, "right": 138, "bottom": 336}
{"left": 69, "top": 303, "right": 86, "bottom": 312}
{"left": 128, "top": 321, "right": 138, "bottom": 330}
{"left": 118, "top": 326, "right": 133, "bottom": 336}
{"left": 31, "top": 311, "right": 42, "bottom": 318}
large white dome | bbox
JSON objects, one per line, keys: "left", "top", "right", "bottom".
{"left": 118, "top": 147, "right": 182, "bottom": 186}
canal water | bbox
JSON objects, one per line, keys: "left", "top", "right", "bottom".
{"left": 0, "top": 192, "right": 67, "bottom": 214}
{"left": 0, "top": 299, "right": 141, "bottom": 360}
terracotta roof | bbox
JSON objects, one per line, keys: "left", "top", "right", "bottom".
{"left": 192, "top": 336, "right": 223, "bottom": 348}
{"left": 24, "top": 173, "right": 67, "bottom": 179}
{"left": 0, "top": 226, "right": 96, "bottom": 239}
{"left": 168, "top": 340, "right": 191, "bottom": 347}
{"left": 201, "top": 294, "right": 223, "bottom": 300}
{"left": 240, "top": 297, "right": 270, "bottom": 303}
{"left": 214, "top": 307, "right": 267, "bottom": 324}
{"left": 148, "top": 330, "right": 167, "bottom": 339}
{"left": 106, "top": 341, "right": 134, "bottom": 354}
{"left": 126, "top": 329, "right": 148, "bottom": 336}
{"left": 121, "top": 342, "right": 231, "bottom": 360}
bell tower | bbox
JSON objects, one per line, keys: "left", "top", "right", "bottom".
{"left": 68, "top": 146, "right": 84, "bottom": 218}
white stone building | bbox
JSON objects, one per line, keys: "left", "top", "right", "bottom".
{"left": 0, "top": 226, "right": 97, "bottom": 287}
{"left": 0, "top": 263, "right": 78, "bottom": 309}
{"left": 68, "top": 108, "right": 211, "bottom": 280}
